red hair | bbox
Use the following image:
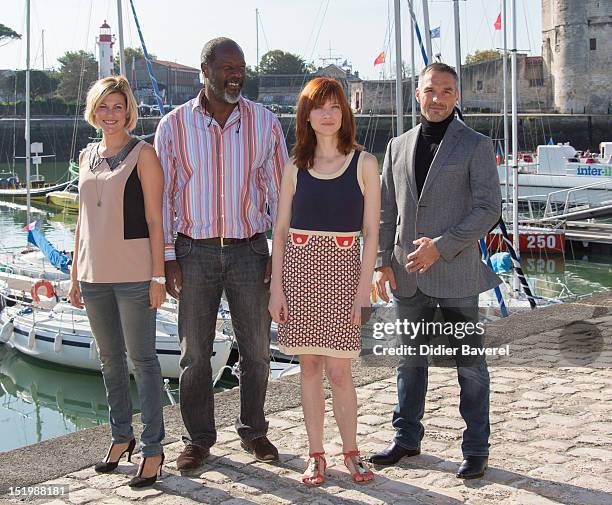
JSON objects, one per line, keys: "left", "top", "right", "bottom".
{"left": 293, "top": 77, "right": 359, "bottom": 170}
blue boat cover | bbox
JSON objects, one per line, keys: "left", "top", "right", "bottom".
{"left": 489, "top": 252, "right": 512, "bottom": 273}
{"left": 27, "top": 228, "right": 72, "bottom": 274}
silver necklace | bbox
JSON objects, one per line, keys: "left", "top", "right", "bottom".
{"left": 87, "top": 138, "right": 138, "bottom": 207}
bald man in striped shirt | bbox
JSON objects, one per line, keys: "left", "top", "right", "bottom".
{"left": 155, "top": 37, "right": 288, "bottom": 471}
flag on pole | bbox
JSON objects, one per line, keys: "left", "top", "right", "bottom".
{"left": 23, "top": 221, "right": 37, "bottom": 231}
{"left": 373, "top": 51, "right": 385, "bottom": 66}
{"left": 494, "top": 13, "right": 502, "bottom": 30}
{"left": 496, "top": 141, "right": 504, "bottom": 165}
{"left": 430, "top": 26, "right": 440, "bottom": 39}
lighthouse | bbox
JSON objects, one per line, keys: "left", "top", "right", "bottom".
{"left": 96, "top": 21, "right": 115, "bottom": 79}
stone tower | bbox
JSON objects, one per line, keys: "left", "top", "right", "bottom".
{"left": 542, "top": 0, "right": 612, "bottom": 114}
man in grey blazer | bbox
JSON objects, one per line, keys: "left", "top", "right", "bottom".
{"left": 369, "top": 63, "right": 501, "bottom": 479}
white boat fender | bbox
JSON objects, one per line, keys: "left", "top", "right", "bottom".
{"left": 28, "top": 325, "right": 36, "bottom": 349}
{"left": 54, "top": 330, "right": 63, "bottom": 353}
{"left": 0, "top": 320, "right": 13, "bottom": 344}
{"left": 89, "top": 339, "right": 98, "bottom": 361}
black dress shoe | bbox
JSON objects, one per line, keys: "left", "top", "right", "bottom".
{"left": 368, "top": 441, "right": 420, "bottom": 466}
{"left": 456, "top": 456, "right": 488, "bottom": 479}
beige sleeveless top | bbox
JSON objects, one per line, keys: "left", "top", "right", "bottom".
{"left": 77, "top": 139, "right": 152, "bottom": 283}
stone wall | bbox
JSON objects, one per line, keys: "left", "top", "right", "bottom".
{"left": 542, "top": 0, "right": 612, "bottom": 114}
{"left": 2, "top": 115, "right": 610, "bottom": 164}
{"left": 461, "top": 56, "right": 552, "bottom": 112}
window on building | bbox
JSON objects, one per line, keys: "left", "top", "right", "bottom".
{"left": 476, "top": 80, "right": 483, "bottom": 91}
{"left": 529, "top": 79, "right": 544, "bottom": 87}
{"left": 590, "top": 38, "right": 597, "bottom": 50}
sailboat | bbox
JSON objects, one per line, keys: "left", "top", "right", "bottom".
{"left": 0, "top": 3, "right": 76, "bottom": 199}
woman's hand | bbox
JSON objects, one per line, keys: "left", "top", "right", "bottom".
{"left": 350, "top": 284, "right": 372, "bottom": 326}
{"left": 68, "top": 280, "right": 84, "bottom": 309}
{"left": 149, "top": 281, "right": 166, "bottom": 309}
{"left": 268, "top": 286, "right": 289, "bottom": 324}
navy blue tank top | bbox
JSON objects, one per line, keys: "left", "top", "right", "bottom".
{"left": 290, "top": 150, "right": 364, "bottom": 232}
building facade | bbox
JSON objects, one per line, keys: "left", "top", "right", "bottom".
{"left": 349, "top": 78, "right": 415, "bottom": 114}
{"left": 127, "top": 58, "right": 201, "bottom": 106}
{"left": 542, "top": 0, "right": 612, "bottom": 113}
{"left": 257, "top": 64, "right": 361, "bottom": 106}
{"left": 461, "top": 55, "right": 552, "bottom": 112}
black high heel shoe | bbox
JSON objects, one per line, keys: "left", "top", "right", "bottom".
{"left": 94, "top": 438, "right": 136, "bottom": 473}
{"left": 128, "top": 452, "right": 164, "bottom": 488}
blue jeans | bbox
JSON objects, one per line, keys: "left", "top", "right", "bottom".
{"left": 393, "top": 289, "right": 490, "bottom": 457}
{"left": 81, "top": 281, "right": 165, "bottom": 457}
{"left": 175, "top": 233, "right": 271, "bottom": 448}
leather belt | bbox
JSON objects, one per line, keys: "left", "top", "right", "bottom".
{"left": 178, "top": 232, "right": 264, "bottom": 247}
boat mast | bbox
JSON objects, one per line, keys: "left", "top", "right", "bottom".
{"left": 394, "top": 0, "right": 403, "bottom": 136}
{"left": 511, "top": 0, "right": 520, "bottom": 274}
{"left": 503, "top": 0, "right": 510, "bottom": 221}
{"left": 452, "top": 0, "right": 462, "bottom": 107}
{"left": 410, "top": 6, "right": 417, "bottom": 128}
{"left": 116, "top": 0, "right": 126, "bottom": 75}
{"left": 256, "top": 8, "right": 259, "bottom": 72}
{"left": 421, "top": 0, "right": 433, "bottom": 62}
{"left": 25, "top": 0, "right": 31, "bottom": 225}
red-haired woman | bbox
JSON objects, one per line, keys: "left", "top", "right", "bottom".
{"left": 269, "top": 77, "right": 380, "bottom": 486}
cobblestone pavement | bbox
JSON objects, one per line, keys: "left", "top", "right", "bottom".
{"left": 5, "top": 314, "right": 612, "bottom": 505}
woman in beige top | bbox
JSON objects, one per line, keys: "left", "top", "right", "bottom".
{"left": 68, "top": 76, "right": 166, "bottom": 488}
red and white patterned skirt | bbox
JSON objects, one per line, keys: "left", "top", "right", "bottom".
{"left": 277, "top": 229, "right": 362, "bottom": 358}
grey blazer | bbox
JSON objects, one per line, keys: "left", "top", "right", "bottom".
{"left": 377, "top": 118, "right": 502, "bottom": 298}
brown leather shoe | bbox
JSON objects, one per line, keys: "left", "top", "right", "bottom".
{"left": 176, "top": 444, "right": 210, "bottom": 471}
{"left": 240, "top": 436, "right": 279, "bottom": 462}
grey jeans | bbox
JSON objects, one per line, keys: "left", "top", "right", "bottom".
{"left": 175, "top": 233, "right": 271, "bottom": 449}
{"left": 81, "top": 281, "right": 165, "bottom": 457}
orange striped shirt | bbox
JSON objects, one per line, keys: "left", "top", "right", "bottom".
{"left": 154, "top": 91, "right": 288, "bottom": 260}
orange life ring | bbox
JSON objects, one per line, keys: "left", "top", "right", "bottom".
{"left": 31, "top": 280, "right": 55, "bottom": 302}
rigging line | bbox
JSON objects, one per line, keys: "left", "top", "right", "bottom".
{"left": 521, "top": 0, "right": 549, "bottom": 145}
{"left": 478, "top": 0, "right": 496, "bottom": 51}
{"left": 69, "top": 0, "right": 95, "bottom": 161}
{"left": 257, "top": 12, "right": 271, "bottom": 54}
{"left": 307, "top": 0, "right": 330, "bottom": 64}
{"left": 286, "top": 0, "right": 331, "bottom": 139}
{"left": 105, "top": 0, "right": 112, "bottom": 25}
{"left": 302, "top": 0, "right": 326, "bottom": 59}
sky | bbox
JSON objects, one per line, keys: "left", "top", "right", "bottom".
{"left": 2, "top": 0, "right": 542, "bottom": 81}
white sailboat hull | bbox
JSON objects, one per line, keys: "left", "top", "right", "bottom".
{"left": 0, "top": 303, "right": 232, "bottom": 380}
{"left": 498, "top": 166, "right": 612, "bottom": 202}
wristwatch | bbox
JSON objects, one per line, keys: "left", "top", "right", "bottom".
{"left": 151, "top": 276, "right": 166, "bottom": 285}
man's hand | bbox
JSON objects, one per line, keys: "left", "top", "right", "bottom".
{"left": 264, "top": 256, "right": 272, "bottom": 284}
{"left": 406, "top": 237, "right": 440, "bottom": 273}
{"left": 375, "top": 266, "right": 397, "bottom": 303}
{"left": 164, "top": 260, "right": 182, "bottom": 299}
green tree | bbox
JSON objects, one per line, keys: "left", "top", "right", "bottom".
{"left": 0, "top": 23, "right": 21, "bottom": 47}
{"left": 56, "top": 50, "right": 98, "bottom": 102}
{"left": 113, "top": 47, "right": 156, "bottom": 75}
{"left": 465, "top": 50, "right": 502, "bottom": 65}
{"left": 0, "top": 70, "right": 59, "bottom": 100}
{"left": 258, "top": 50, "right": 313, "bottom": 75}
{"left": 242, "top": 66, "right": 259, "bottom": 100}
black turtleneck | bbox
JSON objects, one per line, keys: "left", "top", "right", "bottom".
{"left": 415, "top": 112, "right": 454, "bottom": 197}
